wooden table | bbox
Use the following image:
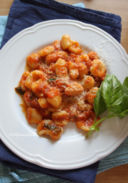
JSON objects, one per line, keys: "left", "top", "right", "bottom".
{"left": 0, "top": 0, "right": 128, "bottom": 183}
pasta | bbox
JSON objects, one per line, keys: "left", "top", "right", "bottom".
{"left": 15, "top": 35, "right": 107, "bottom": 140}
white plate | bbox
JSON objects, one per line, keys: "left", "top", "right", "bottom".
{"left": 0, "top": 19, "right": 128, "bottom": 170}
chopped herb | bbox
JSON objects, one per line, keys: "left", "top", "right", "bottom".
{"left": 15, "top": 86, "right": 25, "bottom": 95}
{"left": 44, "top": 123, "right": 56, "bottom": 130}
{"left": 48, "top": 78, "right": 56, "bottom": 82}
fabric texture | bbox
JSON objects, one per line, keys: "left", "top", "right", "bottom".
{"left": 0, "top": 0, "right": 123, "bottom": 183}
{"left": 1, "top": 0, "right": 121, "bottom": 46}
{"left": 0, "top": 16, "right": 8, "bottom": 46}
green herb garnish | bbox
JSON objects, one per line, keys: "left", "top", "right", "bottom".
{"left": 48, "top": 78, "right": 56, "bottom": 82}
{"left": 87, "top": 74, "right": 128, "bottom": 136}
{"left": 15, "top": 86, "right": 25, "bottom": 95}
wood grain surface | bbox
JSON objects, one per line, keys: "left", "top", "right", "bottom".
{"left": 0, "top": 0, "right": 128, "bottom": 183}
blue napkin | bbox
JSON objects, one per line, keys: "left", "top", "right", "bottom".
{"left": 1, "top": 0, "right": 121, "bottom": 46}
{"left": 0, "top": 0, "right": 122, "bottom": 183}
{"left": 0, "top": 16, "right": 8, "bottom": 46}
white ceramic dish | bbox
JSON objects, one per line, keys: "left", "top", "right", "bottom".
{"left": 0, "top": 19, "right": 128, "bottom": 170}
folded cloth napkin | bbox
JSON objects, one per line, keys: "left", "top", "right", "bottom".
{"left": 0, "top": 16, "right": 8, "bottom": 46}
{"left": 0, "top": 0, "right": 122, "bottom": 183}
{"left": 1, "top": 0, "right": 121, "bottom": 46}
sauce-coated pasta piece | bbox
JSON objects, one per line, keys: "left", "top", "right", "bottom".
{"left": 27, "top": 53, "right": 40, "bottom": 69}
{"left": 45, "top": 50, "right": 68, "bottom": 64}
{"left": 88, "top": 51, "right": 99, "bottom": 60}
{"left": 65, "top": 82, "right": 84, "bottom": 96}
{"left": 38, "top": 45, "right": 55, "bottom": 57}
{"left": 19, "top": 71, "right": 30, "bottom": 90}
{"left": 76, "top": 111, "right": 95, "bottom": 132}
{"left": 60, "top": 34, "right": 72, "bottom": 50}
{"left": 47, "top": 95, "right": 62, "bottom": 108}
{"left": 83, "top": 75, "right": 95, "bottom": 90}
{"left": 69, "top": 69, "right": 79, "bottom": 79}
{"left": 86, "top": 87, "right": 99, "bottom": 104}
{"left": 26, "top": 107, "right": 42, "bottom": 124}
{"left": 52, "top": 111, "right": 69, "bottom": 121}
{"left": 37, "top": 120, "right": 63, "bottom": 140}
{"left": 90, "top": 59, "right": 106, "bottom": 79}
{"left": 68, "top": 41, "right": 82, "bottom": 54}
{"left": 38, "top": 97, "right": 48, "bottom": 108}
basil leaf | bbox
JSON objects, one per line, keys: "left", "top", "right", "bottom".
{"left": 109, "top": 96, "right": 124, "bottom": 115}
{"left": 118, "top": 94, "right": 128, "bottom": 117}
{"left": 102, "top": 75, "right": 128, "bottom": 116}
{"left": 118, "top": 77, "right": 128, "bottom": 117}
{"left": 88, "top": 74, "right": 128, "bottom": 136}
{"left": 123, "top": 77, "right": 128, "bottom": 93}
{"left": 119, "top": 109, "right": 128, "bottom": 118}
{"left": 94, "top": 87, "right": 107, "bottom": 117}
{"left": 101, "top": 75, "right": 123, "bottom": 108}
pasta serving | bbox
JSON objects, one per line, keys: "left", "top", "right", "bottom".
{"left": 15, "top": 35, "right": 106, "bottom": 140}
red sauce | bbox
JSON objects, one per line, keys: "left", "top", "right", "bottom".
{"left": 15, "top": 35, "right": 106, "bottom": 140}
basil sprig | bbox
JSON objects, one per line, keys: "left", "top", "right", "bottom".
{"left": 88, "top": 75, "right": 128, "bottom": 136}
{"left": 48, "top": 78, "right": 56, "bottom": 83}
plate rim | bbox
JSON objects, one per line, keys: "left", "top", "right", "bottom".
{"left": 0, "top": 19, "right": 128, "bottom": 170}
